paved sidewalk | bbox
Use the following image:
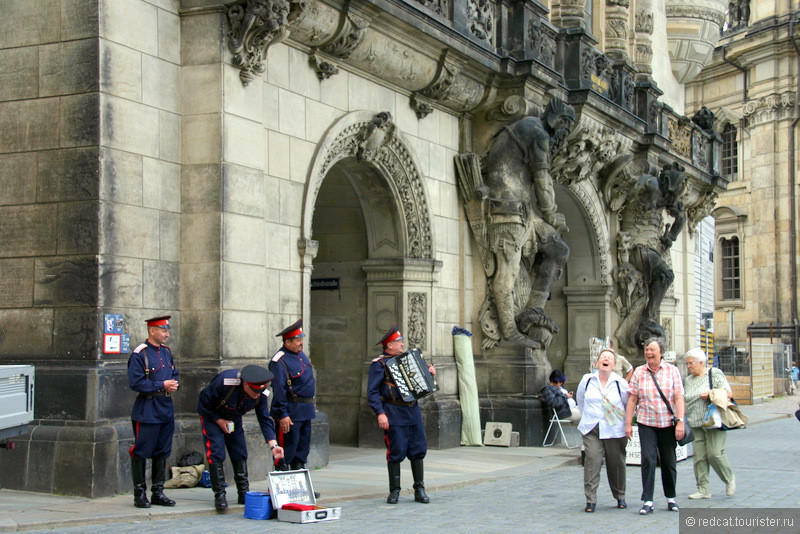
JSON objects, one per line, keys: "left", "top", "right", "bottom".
{"left": 0, "top": 442, "right": 578, "bottom": 532}
{"left": 0, "top": 395, "right": 794, "bottom": 533}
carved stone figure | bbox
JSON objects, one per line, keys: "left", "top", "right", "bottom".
{"left": 606, "top": 161, "right": 687, "bottom": 352}
{"left": 455, "top": 98, "right": 575, "bottom": 350}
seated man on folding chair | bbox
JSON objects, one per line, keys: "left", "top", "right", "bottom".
{"left": 541, "top": 369, "right": 581, "bottom": 422}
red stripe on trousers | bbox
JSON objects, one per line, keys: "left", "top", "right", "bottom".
{"left": 199, "top": 415, "right": 214, "bottom": 464}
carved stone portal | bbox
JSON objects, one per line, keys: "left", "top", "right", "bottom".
{"left": 455, "top": 98, "right": 576, "bottom": 351}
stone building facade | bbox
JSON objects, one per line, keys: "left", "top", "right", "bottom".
{"left": 686, "top": 1, "right": 800, "bottom": 360}
{"left": 0, "top": 0, "right": 725, "bottom": 496}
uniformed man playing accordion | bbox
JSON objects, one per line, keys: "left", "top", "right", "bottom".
{"left": 367, "top": 324, "right": 436, "bottom": 504}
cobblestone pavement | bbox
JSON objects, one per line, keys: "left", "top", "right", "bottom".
{"left": 23, "top": 414, "right": 799, "bottom": 534}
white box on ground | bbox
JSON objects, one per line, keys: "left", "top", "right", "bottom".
{"left": 267, "top": 469, "right": 342, "bottom": 523}
{"left": 483, "top": 422, "right": 514, "bottom": 446}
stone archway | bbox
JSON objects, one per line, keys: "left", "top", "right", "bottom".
{"left": 554, "top": 180, "right": 614, "bottom": 387}
{"left": 300, "top": 111, "right": 441, "bottom": 446}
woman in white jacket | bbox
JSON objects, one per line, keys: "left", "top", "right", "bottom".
{"left": 576, "top": 348, "right": 630, "bottom": 513}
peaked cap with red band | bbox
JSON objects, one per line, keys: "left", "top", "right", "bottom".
{"left": 145, "top": 315, "right": 171, "bottom": 329}
{"left": 276, "top": 319, "right": 305, "bottom": 339}
{"left": 241, "top": 364, "right": 273, "bottom": 390}
{"left": 376, "top": 323, "right": 403, "bottom": 346}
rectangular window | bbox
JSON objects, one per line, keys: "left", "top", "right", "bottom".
{"left": 721, "top": 237, "right": 741, "bottom": 300}
{"left": 721, "top": 123, "right": 738, "bottom": 181}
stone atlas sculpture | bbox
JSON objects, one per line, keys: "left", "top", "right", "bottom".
{"left": 456, "top": 98, "right": 576, "bottom": 351}
{"left": 604, "top": 160, "right": 688, "bottom": 353}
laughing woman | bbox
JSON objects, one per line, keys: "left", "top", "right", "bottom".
{"left": 575, "top": 348, "right": 630, "bottom": 513}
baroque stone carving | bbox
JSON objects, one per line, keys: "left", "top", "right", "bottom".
{"left": 228, "top": 0, "right": 298, "bottom": 86}
{"left": 317, "top": 113, "right": 433, "bottom": 259}
{"left": 309, "top": 50, "right": 339, "bottom": 79}
{"left": 634, "top": 1, "right": 654, "bottom": 75}
{"left": 604, "top": 161, "right": 688, "bottom": 353}
{"left": 635, "top": 9, "right": 654, "bottom": 33}
{"left": 742, "top": 91, "right": 797, "bottom": 125}
{"left": 409, "top": 94, "right": 434, "bottom": 119}
{"left": 414, "top": 0, "right": 449, "bottom": 16}
{"left": 321, "top": 11, "right": 368, "bottom": 58}
{"left": 684, "top": 189, "right": 718, "bottom": 235}
{"left": 528, "top": 17, "right": 556, "bottom": 69}
{"left": 468, "top": 0, "right": 494, "bottom": 45}
{"left": 667, "top": 117, "right": 692, "bottom": 158}
{"left": 582, "top": 48, "right": 613, "bottom": 82}
{"left": 454, "top": 98, "right": 576, "bottom": 351}
{"left": 551, "top": 115, "right": 634, "bottom": 186}
{"left": 605, "top": 0, "right": 630, "bottom": 59}
{"left": 421, "top": 50, "right": 461, "bottom": 101}
{"left": 407, "top": 292, "right": 427, "bottom": 348}
{"left": 554, "top": 0, "right": 590, "bottom": 28}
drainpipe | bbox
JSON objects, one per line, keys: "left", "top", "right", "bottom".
{"left": 721, "top": 47, "right": 748, "bottom": 102}
{"left": 789, "top": 17, "right": 800, "bottom": 360}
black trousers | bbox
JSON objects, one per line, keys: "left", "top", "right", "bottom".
{"left": 638, "top": 423, "right": 677, "bottom": 501}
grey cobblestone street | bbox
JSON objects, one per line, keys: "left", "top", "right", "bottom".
{"left": 20, "top": 413, "right": 799, "bottom": 534}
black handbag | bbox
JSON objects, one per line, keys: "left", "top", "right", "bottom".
{"left": 648, "top": 369, "right": 694, "bottom": 446}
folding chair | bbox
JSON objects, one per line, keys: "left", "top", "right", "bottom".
{"left": 542, "top": 408, "right": 582, "bottom": 448}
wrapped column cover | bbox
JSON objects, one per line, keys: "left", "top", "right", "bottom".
{"left": 453, "top": 327, "right": 482, "bottom": 446}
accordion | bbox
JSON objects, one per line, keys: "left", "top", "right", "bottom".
{"left": 384, "top": 348, "right": 438, "bottom": 402}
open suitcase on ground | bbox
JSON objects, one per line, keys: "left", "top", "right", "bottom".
{"left": 267, "top": 469, "right": 342, "bottom": 523}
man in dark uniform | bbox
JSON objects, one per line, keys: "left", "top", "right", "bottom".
{"left": 198, "top": 364, "right": 285, "bottom": 511}
{"left": 367, "top": 324, "right": 436, "bottom": 504}
{"left": 269, "top": 319, "right": 316, "bottom": 471}
{"left": 127, "top": 315, "right": 180, "bottom": 508}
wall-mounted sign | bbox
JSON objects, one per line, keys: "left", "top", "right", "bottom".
{"left": 104, "top": 313, "right": 124, "bottom": 334}
{"left": 311, "top": 278, "right": 339, "bottom": 290}
{"left": 103, "top": 334, "right": 121, "bottom": 354}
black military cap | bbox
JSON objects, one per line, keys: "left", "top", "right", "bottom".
{"left": 276, "top": 319, "right": 305, "bottom": 339}
{"left": 240, "top": 364, "right": 273, "bottom": 390}
{"left": 145, "top": 316, "right": 171, "bottom": 329}
{"left": 376, "top": 323, "right": 403, "bottom": 346}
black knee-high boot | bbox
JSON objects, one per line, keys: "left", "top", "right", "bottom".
{"left": 209, "top": 462, "right": 228, "bottom": 511}
{"left": 232, "top": 460, "right": 249, "bottom": 505}
{"left": 131, "top": 457, "right": 150, "bottom": 508}
{"left": 410, "top": 459, "right": 429, "bottom": 503}
{"left": 386, "top": 462, "right": 401, "bottom": 504}
{"left": 150, "top": 458, "right": 175, "bottom": 506}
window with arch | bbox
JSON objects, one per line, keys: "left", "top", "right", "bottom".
{"left": 720, "top": 236, "right": 741, "bottom": 300}
{"left": 721, "top": 123, "right": 738, "bottom": 181}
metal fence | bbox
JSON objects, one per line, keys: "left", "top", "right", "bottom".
{"left": 715, "top": 343, "right": 750, "bottom": 376}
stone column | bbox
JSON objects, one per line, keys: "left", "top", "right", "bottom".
{"left": 605, "top": 0, "right": 631, "bottom": 61}
{"left": 561, "top": 285, "right": 614, "bottom": 386}
{"left": 634, "top": 0, "right": 655, "bottom": 78}
{"left": 473, "top": 346, "right": 552, "bottom": 446}
{"left": 357, "top": 258, "right": 460, "bottom": 449}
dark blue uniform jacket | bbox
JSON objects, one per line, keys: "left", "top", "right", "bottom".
{"left": 128, "top": 341, "right": 178, "bottom": 423}
{"left": 269, "top": 348, "right": 316, "bottom": 421}
{"left": 197, "top": 369, "right": 276, "bottom": 443}
{"left": 367, "top": 353, "right": 423, "bottom": 427}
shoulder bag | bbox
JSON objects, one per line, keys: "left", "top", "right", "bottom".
{"left": 648, "top": 369, "right": 694, "bottom": 446}
{"left": 709, "top": 368, "right": 744, "bottom": 431}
